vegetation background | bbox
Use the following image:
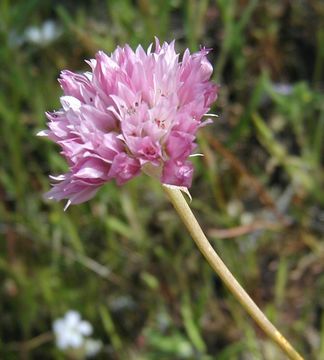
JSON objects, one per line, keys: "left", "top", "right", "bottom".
{"left": 0, "top": 0, "right": 323, "bottom": 359}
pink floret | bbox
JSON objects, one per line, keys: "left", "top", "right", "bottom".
{"left": 40, "top": 38, "right": 218, "bottom": 207}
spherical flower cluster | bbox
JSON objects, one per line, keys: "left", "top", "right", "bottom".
{"left": 53, "top": 310, "right": 102, "bottom": 357}
{"left": 39, "top": 39, "right": 218, "bottom": 207}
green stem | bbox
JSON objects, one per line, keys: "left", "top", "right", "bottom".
{"left": 163, "top": 185, "right": 303, "bottom": 360}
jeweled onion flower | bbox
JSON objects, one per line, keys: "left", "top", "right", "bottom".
{"left": 39, "top": 39, "right": 218, "bottom": 207}
{"left": 40, "top": 39, "right": 303, "bottom": 360}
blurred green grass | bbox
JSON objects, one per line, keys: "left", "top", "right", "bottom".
{"left": 0, "top": 0, "right": 323, "bottom": 359}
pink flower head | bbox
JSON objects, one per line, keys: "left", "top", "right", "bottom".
{"left": 39, "top": 39, "right": 218, "bottom": 207}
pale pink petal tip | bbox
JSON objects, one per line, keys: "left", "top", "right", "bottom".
{"left": 40, "top": 39, "right": 219, "bottom": 206}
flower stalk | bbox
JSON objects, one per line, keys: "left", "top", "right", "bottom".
{"left": 163, "top": 185, "right": 303, "bottom": 360}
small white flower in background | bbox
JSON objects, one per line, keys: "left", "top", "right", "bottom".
{"left": 24, "top": 20, "right": 62, "bottom": 45}
{"left": 53, "top": 310, "right": 92, "bottom": 350}
{"left": 53, "top": 310, "right": 102, "bottom": 357}
{"left": 9, "top": 20, "right": 62, "bottom": 48}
